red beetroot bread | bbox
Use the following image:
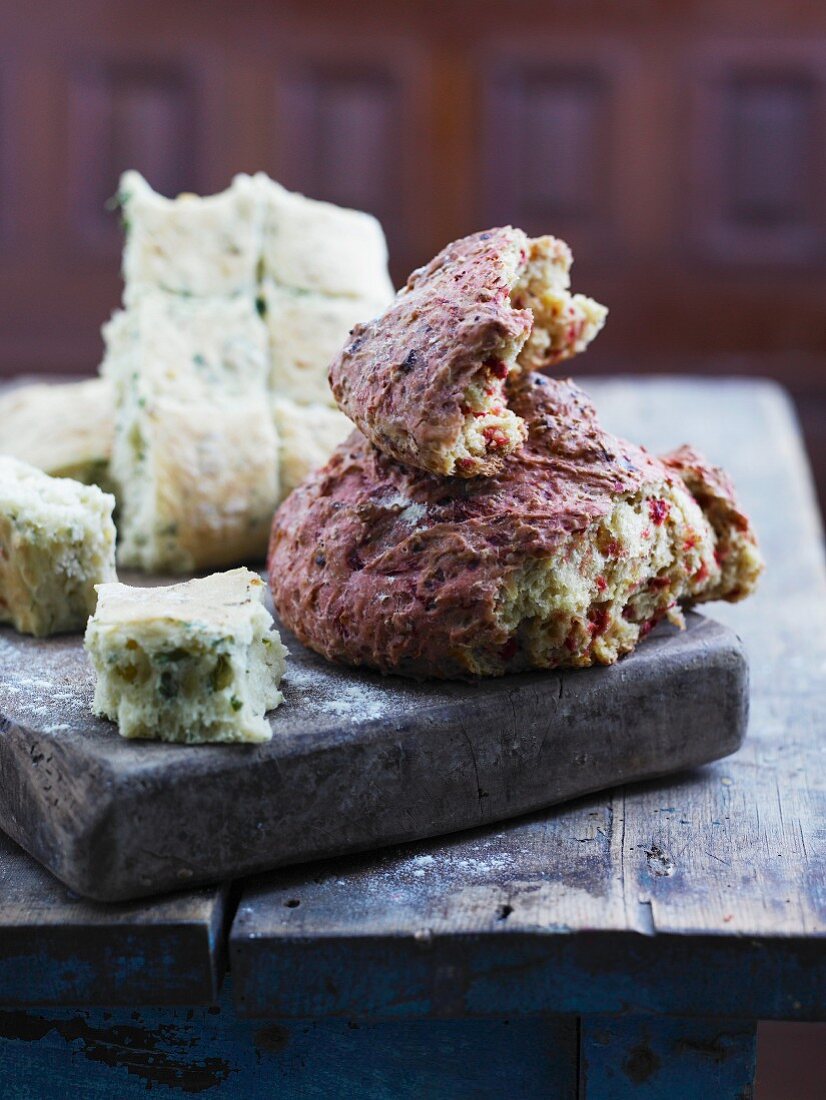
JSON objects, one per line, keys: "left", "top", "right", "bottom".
{"left": 269, "top": 374, "right": 762, "bottom": 679}
{"left": 328, "top": 228, "right": 606, "bottom": 479}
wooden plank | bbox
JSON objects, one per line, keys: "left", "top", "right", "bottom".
{"left": 230, "top": 377, "right": 826, "bottom": 1021}
{"left": 0, "top": 981, "right": 578, "bottom": 1098}
{"left": 0, "top": 608, "right": 746, "bottom": 902}
{"left": 579, "top": 1015, "right": 757, "bottom": 1098}
{"left": 590, "top": 378, "right": 826, "bottom": 939}
{"left": 0, "top": 831, "right": 227, "bottom": 1005}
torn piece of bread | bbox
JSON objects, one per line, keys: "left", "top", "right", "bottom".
{"left": 271, "top": 395, "right": 353, "bottom": 503}
{"left": 513, "top": 236, "right": 608, "bottom": 372}
{"left": 660, "top": 445, "right": 764, "bottom": 602}
{"left": 0, "top": 456, "right": 116, "bottom": 636}
{"left": 330, "top": 227, "right": 532, "bottom": 478}
{"left": 269, "top": 375, "right": 762, "bottom": 679}
{"left": 85, "top": 569, "right": 287, "bottom": 743}
{"left": 0, "top": 378, "right": 114, "bottom": 490}
{"left": 262, "top": 280, "right": 388, "bottom": 406}
{"left": 118, "top": 170, "right": 264, "bottom": 302}
{"left": 260, "top": 177, "right": 395, "bottom": 302}
{"left": 329, "top": 227, "right": 606, "bottom": 479}
{"left": 103, "top": 294, "right": 278, "bottom": 571}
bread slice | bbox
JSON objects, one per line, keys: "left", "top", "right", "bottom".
{"left": 117, "top": 170, "right": 264, "bottom": 301}
{"left": 85, "top": 569, "right": 287, "bottom": 743}
{"left": 269, "top": 375, "right": 762, "bottom": 679}
{"left": 0, "top": 456, "right": 116, "bottom": 636}
{"left": 0, "top": 378, "right": 114, "bottom": 490}
{"left": 329, "top": 227, "right": 607, "bottom": 479}
{"left": 102, "top": 293, "right": 278, "bottom": 571}
{"left": 271, "top": 395, "right": 353, "bottom": 503}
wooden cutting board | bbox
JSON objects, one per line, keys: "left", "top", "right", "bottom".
{"left": 0, "top": 595, "right": 748, "bottom": 902}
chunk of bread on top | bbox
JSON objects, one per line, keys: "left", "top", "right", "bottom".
{"left": 85, "top": 569, "right": 287, "bottom": 743}
{"left": 329, "top": 227, "right": 608, "bottom": 479}
{"left": 0, "top": 456, "right": 116, "bottom": 636}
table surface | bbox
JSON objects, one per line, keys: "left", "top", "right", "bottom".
{"left": 1, "top": 375, "right": 824, "bottom": 1018}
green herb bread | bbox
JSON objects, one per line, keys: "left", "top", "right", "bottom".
{"left": 0, "top": 377, "right": 114, "bottom": 491}
{"left": 271, "top": 395, "right": 353, "bottom": 503}
{"left": 0, "top": 456, "right": 116, "bottom": 636}
{"left": 85, "top": 568, "right": 287, "bottom": 743}
{"left": 118, "top": 170, "right": 264, "bottom": 302}
{"left": 262, "top": 279, "right": 388, "bottom": 406}
{"left": 102, "top": 292, "right": 278, "bottom": 572}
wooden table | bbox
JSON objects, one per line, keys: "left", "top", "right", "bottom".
{"left": 1, "top": 377, "right": 823, "bottom": 1098}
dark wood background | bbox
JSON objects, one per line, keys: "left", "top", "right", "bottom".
{"left": 1, "top": 0, "right": 824, "bottom": 512}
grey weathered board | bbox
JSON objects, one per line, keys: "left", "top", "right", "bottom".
{"left": 0, "top": 595, "right": 746, "bottom": 901}
{"left": 230, "top": 377, "right": 826, "bottom": 1024}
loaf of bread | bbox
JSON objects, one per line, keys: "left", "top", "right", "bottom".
{"left": 0, "top": 456, "right": 116, "bottom": 636}
{"left": 329, "top": 227, "right": 606, "bottom": 479}
{"left": 269, "top": 375, "right": 762, "bottom": 679}
{"left": 98, "top": 172, "right": 396, "bottom": 570}
{"left": 85, "top": 568, "right": 287, "bottom": 742}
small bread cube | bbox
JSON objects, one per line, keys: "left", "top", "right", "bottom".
{"left": 260, "top": 177, "right": 395, "bottom": 301}
{"left": 0, "top": 378, "right": 114, "bottom": 490}
{"left": 118, "top": 170, "right": 264, "bottom": 301}
{"left": 0, "top": 457, "right": 116, "bottom": 636}
{"left": 271, "top": 395, "right": 352, "bottom": 501}
{"left": 85, "top": 569, "right": 287, "bottom": 743}
{"left": 262, "top": 280, "right": 387, "bottom": 406}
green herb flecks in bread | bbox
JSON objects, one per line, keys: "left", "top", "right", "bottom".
{"left": 0, "top": 456, "right": 116, "bottom": 637}
{"left": 85, "top": 568, "right": 287, "bottom": 743}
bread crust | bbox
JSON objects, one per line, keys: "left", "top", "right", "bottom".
{"left": 329, "top": 227, "right": 533, "bottom": 478}
{"left": 269, "top": 375, "right": 762, "bottom": 678}
{"left": 661, "top": 444, "right": 763, "bottom": 602}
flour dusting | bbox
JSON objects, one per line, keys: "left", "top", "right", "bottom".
{"left": 282, "top": 656, "right": 394, "bottom": 723}
{"left": 0, "top": 632, "right": 94, "bottom": 731}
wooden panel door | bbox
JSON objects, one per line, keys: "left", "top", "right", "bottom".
{"left": 0, "top": 0, "right": 824, "bottom": 507}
